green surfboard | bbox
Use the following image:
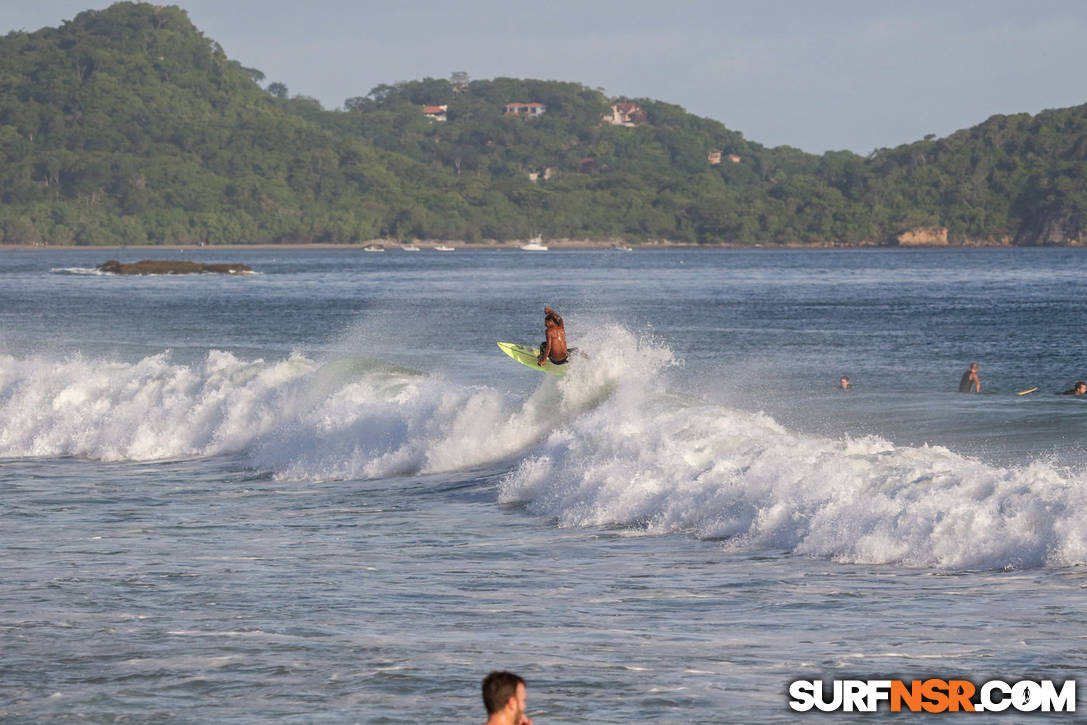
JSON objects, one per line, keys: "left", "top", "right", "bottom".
{"left": 497, "top": 342, "right": 568, "bottom": 376}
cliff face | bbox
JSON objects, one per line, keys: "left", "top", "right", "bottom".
{"left": 1013, "top": 211, "right": 1085, "bottom": 246}
{"left": 894, "top": 227, "right": 948, "bottom": 246}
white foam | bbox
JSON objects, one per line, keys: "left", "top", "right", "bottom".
{"left": 251, "top": 324, "right": 672, "bottom": 480}
{"left": 0, "top": 350, "right": 312, "bottom": 461}
{"left": 499, "top": 359, "right": 1087, "bottom": 570}
{"left": 49, "top": 267, "right": 107, "bottom": 275}
{"left": 6, "top": 324, "right": 1083, "bottom": 570}
{"left": 0, "top": 325, "right": 662, "bottom": 479}
{"left": 49, "top": 266, "right": 259, "bottom": 276}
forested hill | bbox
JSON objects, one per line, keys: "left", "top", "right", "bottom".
{"left": 2, "top": 2, "right": 1086, "bottom": 246}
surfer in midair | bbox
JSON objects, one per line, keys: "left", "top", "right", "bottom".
{"left": 537, "top": 307, "right": 569, "bottom": 365}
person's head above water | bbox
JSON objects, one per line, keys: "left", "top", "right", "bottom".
{"left": 482, "top": 671, "right": 530, "bottom": 725}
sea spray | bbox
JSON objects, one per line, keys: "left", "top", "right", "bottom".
{"left": 256, "top": 323, "right": 675, "bottom": 479}
{"left": 0, "top": 349, "right": 550, "bottom": 474}
{"left": 0, "top": 350, "right": 311, "bottom": 460}
{"left": 9, "top": 332, "right": 1084, "bottom": 570}
{"left": 0, "top": 324, "right": 662, "bottom": 479}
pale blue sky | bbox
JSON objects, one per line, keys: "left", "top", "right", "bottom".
{"left": 6, "top": 1, "right": 1087, "bottom": 154}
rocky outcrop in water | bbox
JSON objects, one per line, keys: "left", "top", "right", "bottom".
{"left": 97, "top": 260, "right": 253, "bottom": 275}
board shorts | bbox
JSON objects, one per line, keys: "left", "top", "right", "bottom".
{"left": 539, "top": 342, "right": 576, "bottom": 365}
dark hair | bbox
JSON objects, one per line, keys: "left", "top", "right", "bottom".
{"left": 482, "top": 671, "right": 524, "bottom": 714}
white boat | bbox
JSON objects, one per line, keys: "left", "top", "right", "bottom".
{"left": 400, "top": 244, "right": 420, "bottom": 251}
{"left": 363, "top": 245, "right": 384, "bottom": 252}
{"left": 434, "top": 245, "right": 455, "bottom": 251}
{"left": 611, "top": 243, "right": 633, "bottom": 252}
{"left": 520, "top": 235, "right": 548, "bottom": 251}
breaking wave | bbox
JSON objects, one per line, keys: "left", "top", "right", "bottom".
{"left": 498, "top": 382, "right": 1087, "bottom": 569}
{"left": 3, "top": 323, "right": 1085, "bottom": 569}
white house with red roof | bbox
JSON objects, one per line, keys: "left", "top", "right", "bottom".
{"left": 422, "top": 104, "right": 447, "bottom": 122}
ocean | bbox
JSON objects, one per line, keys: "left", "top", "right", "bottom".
{"left": 1, "top": 246, "right": 1085, "bottom": 723}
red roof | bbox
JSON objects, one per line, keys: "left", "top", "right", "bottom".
{"left": 422, "top": 105, "right": 445, "bottom": 113}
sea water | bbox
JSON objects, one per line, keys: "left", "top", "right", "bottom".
{"left": 1, "top": 247, "right": 1085, "bottom": 723}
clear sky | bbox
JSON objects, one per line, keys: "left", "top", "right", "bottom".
{"left": 6, "top": 1, "right": 1087, "bottom": 154}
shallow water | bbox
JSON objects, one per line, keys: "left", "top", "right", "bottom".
{"left": 2, "top": 247, "right": 1086, "bottom": 722}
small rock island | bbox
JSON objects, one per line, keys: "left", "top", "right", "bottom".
{"left": 97, "top": 260, "right": 253, "bottom": 275}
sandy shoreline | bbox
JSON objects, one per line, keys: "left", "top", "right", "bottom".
{"left": 0, "top": 242, "right": 686, "bottom": 252}
{"left": 1, "top": 239, "right": 648, "bottom": 252}
{"left": 1, "top": 238, "right": 1068, "bottom": 252}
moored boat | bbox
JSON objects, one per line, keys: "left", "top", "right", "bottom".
{"left": 520, "top": 234, "right": 548, "bottom": 251}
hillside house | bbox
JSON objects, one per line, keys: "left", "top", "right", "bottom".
{"left": 728, "top": 153, "right": 742, "bottom": 163}
{"left": 604, "top": 102, "right": 646, "bottom": 126}
{"left": 707, "top": 149, "right": 723, "bottom": 165}
{"left": 504, "top": 102, "right": 546, "bottom": 117}
{"left": 527, "top": 167, "right": 553, "bottom": 182}
{"left": 422, "top": 104, "right": 447, "bottom": 122}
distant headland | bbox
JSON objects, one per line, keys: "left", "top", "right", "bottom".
{"left": 1, "top": 2, "right": 1085, "bottom": 248}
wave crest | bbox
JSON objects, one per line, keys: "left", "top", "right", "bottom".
{"left": 499, "top": 388, "right": 1087, "bottom": 570}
